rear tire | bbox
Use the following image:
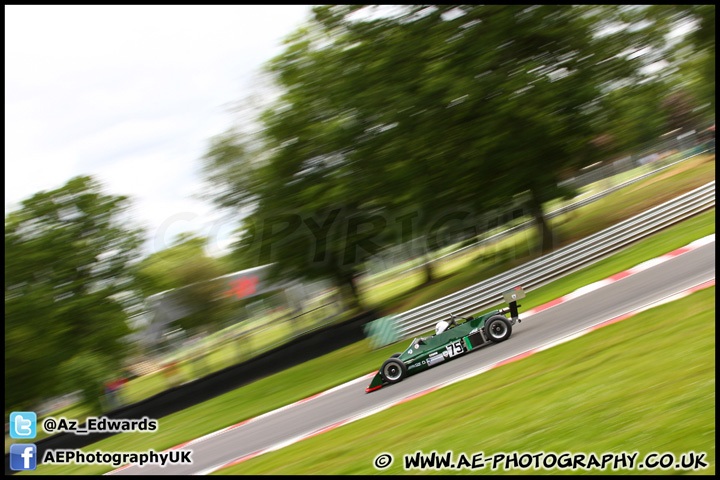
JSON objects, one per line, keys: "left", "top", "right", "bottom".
{"left": 380, "top": 358, "right": 407, "bottom": 384}
{"left": 390, "top": 352, "right": 402, "bottom": 358}
{"left": 485, "top": 316, "right": 512, "bottom": 343}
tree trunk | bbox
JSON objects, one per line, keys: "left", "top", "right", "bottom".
{"left": 529, "top": 191, "right": 554, "bottom": 253}
{"left": 421, "top": 253, "right": 434, "bottom": 284}
{"left": 345, "top": 274, "right": 363, "bottom": 311}
{"left": 334, "top": 270, "right": 362, "bottom": 312}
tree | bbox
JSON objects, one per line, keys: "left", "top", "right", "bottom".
{"left": 660, "top": 90, "right": 704, "bottom": 134}
{"left": 658, "top": 5, "right": 715, "bottom": 114}
{"left": 203, "top": 99, "right": 394, "bottom": 309}
{"left": 133, "top": 233, "right": 226, "bottom": 296}
{"left": 5, "top": 176, "right": 144, "bottom": 413}
{"left": 598, "top": 81, "right": 670, "bottom": 155}
{"left": 272, "top": 5, "right": 675, "bottom": 253}
{"left": 132, "top": 233, "right": 236, "bottom": 335}
{"left": 400, "top": 5, "right": 673, "bottom": 251}
{"left": 203, "top": 4, "right": 680, "bottom": 304}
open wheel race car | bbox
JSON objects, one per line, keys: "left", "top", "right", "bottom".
{"left": 366, "top": 286, "right": 525, "bottom": 392}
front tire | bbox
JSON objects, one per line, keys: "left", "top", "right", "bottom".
{"left": 380, "top": 358, "right": 407, "bottom": 384}
{"left": 485, "top": 316, "right": 512, "bottom": 343}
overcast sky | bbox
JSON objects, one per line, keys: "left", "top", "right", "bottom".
{"left": 5, "top": 5, "right": 314, "bottom": 256}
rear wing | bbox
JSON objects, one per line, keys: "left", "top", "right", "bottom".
{"left": 501, "top": 286, "right": 525, "bottom": 323}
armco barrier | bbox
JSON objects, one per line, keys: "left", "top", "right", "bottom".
{"left": 4, "top": 310, "right": 377, "bottom": 475}
{"left": 372, "top": 147, "right": 712, "bottom": 281}
{"left": 6, "top": 181, "right": 714, "bottom": 473}
{"left": 395, "top": 181, "right": 715, "bottom": 339}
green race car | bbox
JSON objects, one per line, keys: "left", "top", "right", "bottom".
{"left": 366, "top": 286, "right": 525, "bottom": 392}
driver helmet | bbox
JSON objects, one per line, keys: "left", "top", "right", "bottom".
{"left": 435, "top": 319, "right": 450, "bottom": 335}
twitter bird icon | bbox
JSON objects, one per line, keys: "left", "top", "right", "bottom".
{"left": 10, "top": 412, "right": 37, "bottom": 439}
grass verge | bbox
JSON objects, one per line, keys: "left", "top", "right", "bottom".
{"left": 220, "top": 286, "right": 715, "bottom": 475}
{"left": 21, "top": 153, "right": 712, "bottom": 436}
{"left": 23, "top": 207, "right": 715, "bottom": 475}
{"left": 368, "top": 154, "right": 714, "bottom": 313}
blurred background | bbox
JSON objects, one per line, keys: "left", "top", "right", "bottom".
{"left": 4, "top": 4, "right": 714, "bottom": 445}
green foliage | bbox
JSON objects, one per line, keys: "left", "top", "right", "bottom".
{"left": 5, "top": 176, "right": 144, "bottom": 413}
{"left": 24, "top": 207, "right": 715, "bottom": 472}
{"left": 201, "top": 130, "right": 260, "bottom": 213}
{"left": 660, "top": 90, "right": 705, "bottom": 133}
{"left": 60, "top": 353, "right": 118, "bottom": 414}
{"left": 598, "top": 82, "right": 669, "bottom": 155}
{"left": 203, "top": 5, "right": 694, "bottom": 298}
{"left": 661, "top": 5, "right": 715, "bottom": 113}
{"left": 132, "top": 233, "right": 237, "bottom": 335}
{"left": 133, "top": 233, "right": 225, "bottom": 296}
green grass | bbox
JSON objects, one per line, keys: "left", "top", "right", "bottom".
{"left": 23, "top": 206, "right": 715, "bottom": 475}
{"left": 32, "top": 152, "right": 708, "bottom": 423}
{"left": 363, "top": 150, "right": 672, "bottom": 287}
{"left": 119, "top": 302, "right": 347, "bottom": 405}
{"left": 552, "top": 153, "right": 715, "bottom": 243}
{"left": 22, "top": 339, "right": 406, "bottom": 475}
{"left": 220, "top": 286, "right": 715, "bottom": 475}
{"left": 367, "top": 153, "right": 715, "bottom": 314}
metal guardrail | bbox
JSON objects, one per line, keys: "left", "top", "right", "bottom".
{"left": 366, "top": 147, "right": 712, "bottom": 284}
{"left": 395, "top": 181, "right": 716, "bottom": 339}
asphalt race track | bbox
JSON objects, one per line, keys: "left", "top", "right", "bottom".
{"left": 114, "top": 241, "right": 715, "bottom": 475}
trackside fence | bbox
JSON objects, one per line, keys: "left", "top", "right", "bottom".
{"left": 394, "top": 181, "right": 716, "bottom": 339}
